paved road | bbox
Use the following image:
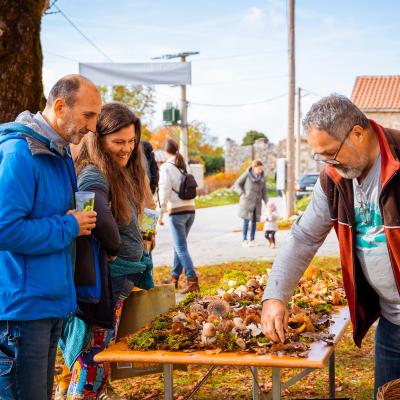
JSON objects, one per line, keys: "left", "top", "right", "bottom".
{"left": 152, "top": 202, "right": 339, "bottom": 267}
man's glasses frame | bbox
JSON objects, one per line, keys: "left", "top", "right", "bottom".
{"left": 312, "top": 126, "right": 354, "bottom": 165}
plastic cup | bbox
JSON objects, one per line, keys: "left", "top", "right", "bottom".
{"left": 75, "top": 191, "right": 95, "bottom": 212}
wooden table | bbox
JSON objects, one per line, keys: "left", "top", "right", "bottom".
{"left": 95, "top": 307, "right": 350, "bottom": 400}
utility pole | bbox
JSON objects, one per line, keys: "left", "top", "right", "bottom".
{"left": 286, "top": 0, "right": 296, "bottom": 218}
{"left": 179, "top": 54, "right": 189, "bottom": 161}
{"left": 152, "top": 51, "right": 199, "bottom": 162}
{"left": 295, "top": 86, "right": 301, "bottom": 182}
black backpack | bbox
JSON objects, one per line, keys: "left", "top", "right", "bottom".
{"left": 170, "top": 163, "right": 198, "bottom": 200}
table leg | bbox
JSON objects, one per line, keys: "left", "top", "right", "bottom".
{"left": 251, "top": 367, "right": 260, "bottom": 400}
{"left": 163, "top": 363, "right": 173, "bottom": 400}
{"left": 329, "top": 351, "right": 335, "bottom": 398}
{"left": 272, "top": 367, "right": 281, "bottom": 400}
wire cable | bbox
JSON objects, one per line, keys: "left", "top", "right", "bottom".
{"left": 53, "top": 4, "right": 113, "bottom": 62}
{"left": 189, "top": 93, "right": 287, "bottom": 108}
{"left": 195, "top": 50, "right": 287, "bottom": 62}
{"left": 193, "top": 74, "right": 288, "bottom": 87}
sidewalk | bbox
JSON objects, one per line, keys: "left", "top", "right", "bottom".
{"left": 152, "top": 203, "right": 339, "bottom": 267}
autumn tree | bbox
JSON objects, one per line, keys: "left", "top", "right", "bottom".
{"left": 151, "top": 121, "right": 224, "bottom": 174}
{"left": 0, "top": 0, "right": 47, "bottom": 122}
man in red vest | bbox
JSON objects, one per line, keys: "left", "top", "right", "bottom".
{"left": 261, "top": 94, "right": 400, "bottom": 396}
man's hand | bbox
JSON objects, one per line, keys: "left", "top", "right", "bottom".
{"left": 158, "top": 216, "right": 164, "bottom": 226}
{"left": 261, "top": 299, "right": 289, "bottom": 343}
{"left": 67, "top": 210, "right": 97, "bottom": 236}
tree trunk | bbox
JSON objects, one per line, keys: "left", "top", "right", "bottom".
{"left": 0, "top": 0, "right": 46, "bottom": 123}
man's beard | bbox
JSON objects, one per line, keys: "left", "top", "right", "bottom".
{"left": 64, "top": 122, "right": 88, "bottom": 145}
{"left": 333, "top": 165, "right": 363, "bottom": 179}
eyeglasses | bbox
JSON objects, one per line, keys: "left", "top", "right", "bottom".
{"left": 312, "top": 126, "right": 354, "bottom": 165}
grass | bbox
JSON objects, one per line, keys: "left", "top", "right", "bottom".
{"left": 196, "top": 188, "right": 239, "bottom": 209}
{"left": 110, "top": 257, "right": 375, "bottom": 399}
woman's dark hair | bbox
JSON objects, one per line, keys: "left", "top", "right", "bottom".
{"left": 75, "top": 102, "right": 153, "bottom": 224}
{"left": 164, "top": 138, "right": 187, "bottom": 172}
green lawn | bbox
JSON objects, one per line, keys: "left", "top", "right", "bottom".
{"left": 196, "top": 188, "right": 278, "bottom": 209}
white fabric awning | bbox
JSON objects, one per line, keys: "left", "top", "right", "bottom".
{"left": 79, "top": 62, "right": 191, "bottom": 85}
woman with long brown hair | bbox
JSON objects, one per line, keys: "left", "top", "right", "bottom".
{"left": 58, "top": 102, "right": 154, "bottom": 399}
{"left": 158, "top": 138, "right": 199, "bottom": 293}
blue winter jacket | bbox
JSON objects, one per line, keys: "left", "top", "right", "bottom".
{"left": 0, "top": 118, "right": 79, "bottom": 320}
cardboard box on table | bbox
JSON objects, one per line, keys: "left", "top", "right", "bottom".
{"left": 110, "top": 284, "right": 186, "bottom": 381}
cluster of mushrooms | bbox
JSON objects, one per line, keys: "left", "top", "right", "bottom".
{"left": 127, "top": 266, "right": 346, "bottom": 357}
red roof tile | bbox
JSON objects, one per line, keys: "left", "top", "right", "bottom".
{"left": 351, "top": 75, "right": 400, "bottom": 111}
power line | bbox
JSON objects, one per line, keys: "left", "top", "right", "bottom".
{"left": 53, "top": 4, "right": 113, "bottom": 62}
{"left": 195, "top": 50, "right": 286, "bottom": 62}
{"left": 301, "top": 88, "right": 323, "bottom": 98}
{"left": 189, "top": 93, "right": 287, "bottom": 108}
{"left": 44, "top": 51, "right": 79, "bottom": 62}
{"left": 193, "top": 74, "right": 288, "bottom": 87}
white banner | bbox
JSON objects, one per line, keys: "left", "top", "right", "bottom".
{"left": 79, "top": 62, "right": 191, "bottom": 85}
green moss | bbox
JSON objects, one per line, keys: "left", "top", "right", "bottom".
{"left": 238, "top": 300, "right": 252, "bottom": 307}
{"left": 165, "top": 334, "right": 193, "bottom": 351}
{"left": 296, "top": 299, "right": 310, "bottom": 308}
{"left": 127, "top": 331, "right": 155, "bottom": 351}
{"left": 215, "top": 332, "right": 238, "bottom": 351}
{"left": 313, "top": 303, "right": 332, "bottom": 314}
{"left": 178, "top": 291, "right": 199, "bottom": 309}
{"left": 220, "top": 270, "right": 248, "bottom": 290}
{"left": 152, "top": 315, "right": 172, "bottom": 331}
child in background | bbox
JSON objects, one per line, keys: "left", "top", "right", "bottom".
{"left": 263, "top": 201, "right": 279, "bottom": 248}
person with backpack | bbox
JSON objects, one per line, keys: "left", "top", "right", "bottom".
{"left": 158, "top": 138, "right": 199, "bottom": 294}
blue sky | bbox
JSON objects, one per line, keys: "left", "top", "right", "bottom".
{"left": 41, "top": 0, "right": 400, "bottom": 145}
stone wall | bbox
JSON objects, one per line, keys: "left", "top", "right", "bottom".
{"left": 364, "top": 111, "right": 400, "bottom": 130}
{"left": 225, "top": 138, "right": 278, "bottom": 177}
{"left": 225, "top": 137, "right": 322, "bottom": 178}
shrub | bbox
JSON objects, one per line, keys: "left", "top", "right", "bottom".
{"left": 201, "top": 155, "right": 225, "bottom": 176}
{"left": 203, "top": 171, "right": 240, "bottom": 194}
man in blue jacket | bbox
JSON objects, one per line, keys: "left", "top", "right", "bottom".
{"left": 0, "top": 74, "right": 101, "bottom": 399}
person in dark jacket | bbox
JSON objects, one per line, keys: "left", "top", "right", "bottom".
{"left": 234, "top": 160, "right": 268, "bottom": 247}
{"left": 0, "top": 75, "right": 100, "bottom": 400}
{"left": 59, "top": 102, "right": 154, "bottom": 399}
{"left": 141, "top": 140, "right": 159, "bottom": 195}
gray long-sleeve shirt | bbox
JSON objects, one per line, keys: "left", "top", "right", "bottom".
{"left": 262, "top": 180, "right": 332, "bottom": 304}
{"left": 263, "top": 160, "right": 400, "bottom": 325}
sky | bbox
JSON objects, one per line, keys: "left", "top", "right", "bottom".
{"left": 41, "top": 0, "right": 400, "bottom": 146}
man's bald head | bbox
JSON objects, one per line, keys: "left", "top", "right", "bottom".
{"left": 45, "top": 74, "right": 98, "bottom": 109}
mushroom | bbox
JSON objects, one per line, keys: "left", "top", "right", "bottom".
{"left": 247, "top": 323, "right": 262, "bottom": 337}
{"left": 207, "top": 299, "right": 231, "bottom": 317}
{"left": 218, "top": 319, "right": 235, "bottom": 333}
{"left": 171, "top": 321, "right": 185, "bottom": 334}
{"left": 202, "top": 322, "right": 216, "bottom": 338}
{"left": 172, "top": 311, "right": 187, "bottom": 323}
{"left": 236, "top": 338, "right": 247, "bottom": 350}
{"left": 232, "top": 318, "right": 246, "bottom": 331}
{"left": 244, "top": 314, "right": 261, "bottom": 325}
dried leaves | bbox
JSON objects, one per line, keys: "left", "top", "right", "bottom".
{"left": 127, "top": 265, "right": 346, "bottom": 358}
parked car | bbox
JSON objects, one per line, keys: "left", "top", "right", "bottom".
{"left": 295, "top": 173, "right": 320, "bottom": 199}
